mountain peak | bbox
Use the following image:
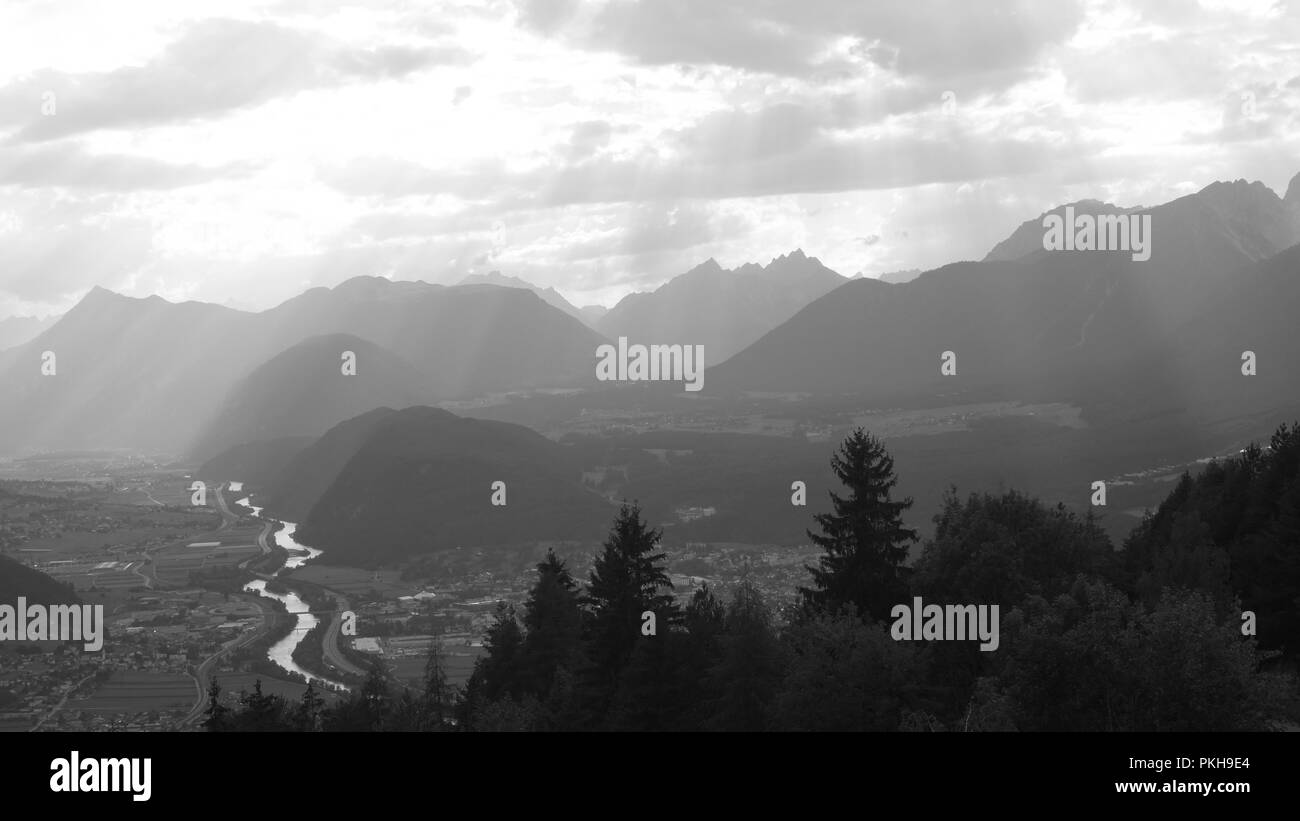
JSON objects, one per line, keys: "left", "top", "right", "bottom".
{"left": 1284, "top": 172, "right": 1300, "bottom": 207}
{"left": 84, "top": 284, "right": 120, "bottom": 300}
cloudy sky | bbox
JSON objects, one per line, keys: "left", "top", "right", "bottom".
{"left": 0, "top": 0, "right": 1296, "bottom": 318}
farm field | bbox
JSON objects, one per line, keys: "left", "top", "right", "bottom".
{"left": 66, "top": 671, "right": 195, "bottom": 714}
{"left": 287, "top": 564, "right": 412, "bottom": 597}
{"left": 390, "top": 644, "right": 483, "bottom": 689}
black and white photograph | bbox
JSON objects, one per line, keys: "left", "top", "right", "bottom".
{"left": 0, "top": 0, "right": 1296, "bottom": 804}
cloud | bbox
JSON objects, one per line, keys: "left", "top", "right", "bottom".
{"left": 565, "top": 120, "right": 613, "bottom": 161}
{"left": 516, "top": 0, "right": 1085, "bottom": 89}
{"left": 0, "top": 143, "right": 250, "bottom": 191}
{"left": 533, "top": 131, "right": 1071, "bottom": 206}
{"left": 0, "top": 193, "right": 154, "bottom": 302}
{"left": 0, "top": 18, "right": 474, "bottom": 142}
{"left": 319, "top": 155, "right": 526, "bottom": 200}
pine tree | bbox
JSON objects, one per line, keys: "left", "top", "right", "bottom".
{"left": 201, "top": 678, "right": 230, "bottom": 732}
{"left": 237, "top": 679, "right": 290, "bottom": 731}
{"left": 585, "top": 503, "right": 678, "bottom": 690}
{"left": 799, "top": 428, "right": 916, "bottom": 622}
{"left": 705, "top": 580, "right": 784, "bottom": 731}
{"left": 460, "top": 602, "right": 526, "bottom": 729}
{"left": 294, "top": 680, "right": 324, "bottom": 731}
{"left": 521, "top": 549, "right": 585, "bottom": 699}
{"left": 419, "top": 639, "right": 453, "bottom": 730}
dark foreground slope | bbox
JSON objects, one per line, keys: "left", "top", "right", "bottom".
{"left": 292, "top": 407, "right": 614, "bottom": 565}
{"left": 0, "top": 554, "right": 80, "bottom": 606}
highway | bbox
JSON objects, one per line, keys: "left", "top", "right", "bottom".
{"left": 182, "top": 594, "right": 275, "bottom": 727}
{"left": 321, "top": 590, "right": 365, "bottom": 678}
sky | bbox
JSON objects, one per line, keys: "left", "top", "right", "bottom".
{"left": 0, "top": 0, "right": 1297, "bottom": 318}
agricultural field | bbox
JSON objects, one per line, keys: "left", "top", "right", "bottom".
{"left": 66, "top": 671, "right": 195, "bottom": 714}
{"left": 390, "top": 643, "right": 483, "bottom": 690}
{"left": 287, "top": 564, "right": 413, "bottom": 598}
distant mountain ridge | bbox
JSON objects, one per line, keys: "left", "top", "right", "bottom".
{"left": 596, "top": 249, "right": 848, "bottom": 365}
{"left": 0, "top": 277, "right": 604, "bottom": 455}
{"left": 708, "top": 175, "right": 1300, "bottom": 427}
{"left": 0, "top": 315, "right": 59, "bottom": 352}
{"left": 458, "top": 271, "right": 595, "bottom": 327}
{"left": 189, "top": 333, "right": 435, "bottom": 460}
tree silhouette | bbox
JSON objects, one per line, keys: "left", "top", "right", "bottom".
{"left": 585, "top": 502, "right": 678, "bottom": 693}
{"left": 800, "top": 428, "right": 916, "bottom": 622}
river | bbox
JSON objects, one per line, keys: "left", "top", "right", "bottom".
{"left": 233, "top": 487, "right": 346, "bottom": 691}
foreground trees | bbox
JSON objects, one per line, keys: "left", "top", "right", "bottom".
{"left": 211, "top": 426, "right": 1300, "bottom": 732}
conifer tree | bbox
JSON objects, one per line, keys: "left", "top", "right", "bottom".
{"left": 294, "top": 680, "right": 325, "bottom": 731}
{"left": 201, "top": 678, "right": 230, "bottom": 732}
{"left": 585, "top": 503, "right": 678, "bottom": 689}
{"left": 419, "top": 639, "right": 454, "bottom": 730}
{"left": 521, "top": 549, "right": 585, "bottom": 699}
{"left": 800, "top": 428, "right": 916, "bottom": 622}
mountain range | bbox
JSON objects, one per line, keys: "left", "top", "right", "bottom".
{"left": 0, "top": 278, "right": 604, "bottom": 455}
{"left": 2, "top": 171, "right": 1297, "bottom": 484}
{"left": 595, "top": 250, "right": 848, "bottom": 364}
{"left": 188, "top": 333, "right": 435, "bottom": 460}
{"left": 458, "top": 271, "right": 603, "bottom": 327}
{"left": 709, "top": 176, "right": 1300, "bottom": 432}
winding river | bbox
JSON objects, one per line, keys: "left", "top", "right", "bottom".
{"left": 233, "top": 485, "right": 346, "bottom": 691}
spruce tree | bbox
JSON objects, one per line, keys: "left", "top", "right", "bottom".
{"left": 464, "top": 602, "right": 525, "bottom": 706}
{"left": 521, "top": 549, "right": 585, "bottom": 699}
{"left": 800, "top": 428, "right": 916, "bottom": 622}
{"left": 585, "top": 503, "right": 678, "bottom": 689}
{"left": 294, "top": 680, "right": 324, "bottom": 732}
{"left": 705, "top": 580, "right": 784, "bottom": 731}
{"left": 420, "top": 639, "right": 453, "bottom": 730}
{"left": 201, "top": 678, "right": 230, "bottom": 732}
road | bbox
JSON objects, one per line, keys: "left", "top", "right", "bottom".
{"left": 237, "top": 518, "right": 274, "bottom": 572}
{"left": 135, "top": 482, "right": 241, "bottom": 589}
{"left": 321, "top": 591, "right": 365, "bottom": 678}
{"left": 29, "top": 672, "right": 96, "bottom": 732}
{"left": 212, "top": 482, "right": 239, "bottom": 532}
{"left": 182, "top": 594, "right": 276, "bottom": 727}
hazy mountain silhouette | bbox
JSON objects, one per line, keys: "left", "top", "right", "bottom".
{"left": 0, "top": 315, "right": 59, "bottom": 352}
{"left": 0, "top": 288, "right": 255, "bottom": 453}
{"left": 197, "top": 436, "right": 313, "bottom": 488}
{"left": 710, "top": 176, "right": 1300, "bottom": 415}
{"left": 0, "top": 277, "right": 603, "bottom": 454}
{"left": 596, "top": 249, "right": 847, "bottom": 364}
{"left": 255, "top": 276, "right": 605, "bottom": 399}
{"left": 189, "top": 333, "right": 434, "bottom": 460}
{"left": 292, "top": 406, "right": 613, "bottom": 565}
{"left": 983, "top": 178, "right": 1300, "bottom": 327}
{"left": 1085, "top": 241, "right": 1300, "bottom": 430}
{"left": 458, "top": 271, "right": 593, "bottom": 327}
{"left": 875, "top": 269, "right": 923, "bottom": 284}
